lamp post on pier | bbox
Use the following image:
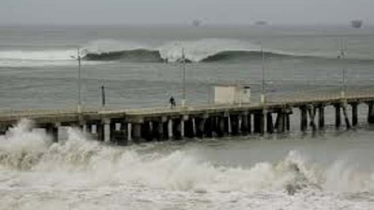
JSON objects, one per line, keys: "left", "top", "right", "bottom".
{"left": 339, "top": 41, "right": 347, "bottom": 99}
{"left": 181, "top": 48, "right": 186, "bottom": 107}
{"left": 261, "top": 45, "right": 266, "bottom": 105}
{"left": 71, "top": 48, "right": 82, "bottom": 114}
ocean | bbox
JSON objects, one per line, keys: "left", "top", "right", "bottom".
{"left": 0, "top": 25, "right": 374, "bottom": 209}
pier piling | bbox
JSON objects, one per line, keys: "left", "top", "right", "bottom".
{"left": 318, "top": 105, "right": 325, "bottom": 129}
{"left": 334, "top": 103, "right": 342, "bottom": 128}
{"left": 368, "top": 102, "right": 374, "bottom": 124}
{"left": 300, "top": 106, "right": 308, "bottom": 132}
{"left": 45, "top": 123, "right": 58, "bottom": 142}
{"left": 342, "top": 104, "right": 351, "bottom": 129}
{"left": 351, "top": 103, "right": 358, "bottom": 126}
{"left": 267, "top": 112, "right": 274, "bottom": 134}
{"left": 97, "top": 122, "right": 105, "bottom": 142}
{"left": 307, "top": 105, "right": 317, "bottom": 132}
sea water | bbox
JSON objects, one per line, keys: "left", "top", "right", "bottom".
{"left": 0, "top": 25, "right": 374, "bottom": 209}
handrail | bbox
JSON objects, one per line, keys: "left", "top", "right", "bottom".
{"left": 1, "top": 89, "right": 374, "bottom": 121}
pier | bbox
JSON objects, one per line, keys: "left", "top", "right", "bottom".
{"left": 1, "top": 90, "right": 374, "bottom": 145}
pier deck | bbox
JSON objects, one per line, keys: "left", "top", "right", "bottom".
{"left": 1, "top": 89, "right": 374, "bottom": 144}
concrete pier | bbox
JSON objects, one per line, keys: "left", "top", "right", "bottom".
{"left": 1, "top": 91, "right": 373, "bottom": 144}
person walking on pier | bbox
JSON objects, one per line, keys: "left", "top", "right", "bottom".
{"left": 170, "top": 96, "right": 176, "bottom": 109}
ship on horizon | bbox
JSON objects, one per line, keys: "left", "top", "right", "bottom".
{"left": 351, "top": 20, "right": 363, "bottom": 29}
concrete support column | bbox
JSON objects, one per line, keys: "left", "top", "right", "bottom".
{"left": 97, "top": 122, "right": 105, "bottom": 142}
{"left": 133, "top": 123, "right": 142, "bottom": 142}
{"left": 172, "top": 119, "right": 181, "bottom": 140}
{"left": 227, "top": 115, "right": 232, "bottom": 135}
{"left": 148, "top": 121, "right": 154, "bottom": 141}
{"left": 368, "top": 102, "right": 374, "bottom": 124}
{"left": 351, "top": 103, "right": 358, "bottom": 126}
{"left": 103, "top": 119, "right": 111, "bottom": 143}
{"left": 217, "top": 116, "right": 225, "bottom": 137}
{"left": 254, "top": 112, "right": 265, "bottom": 134}
{"left": 109, "top": 121, "right": 116, "bottom": 143}
{"left": 253, "top": 113, "right": 261, "bottom": 134}
{"left": 141, "top": 121, "right": 153, "bottom": 142}
{"left": 238, "top": 115, "right": 242, "bottom": 135}
{"left": 85, "top": 123, "right": 93, "bottom": 134}
{"left": 307, "top": 105, "right": 317, "bottom": 132}
{"left": 276, "top": 111, "right": 285, "bottom": 133}
{"left": 334, "top": 103, "right": 342, "bottom": 128}
{"left": 204, "top": 117, "right": 214, "bottom": 138}
{"left": 342, "top": 104, "right": 351, "bottom": 129}
{"left": 229, "top": 115, "right": 239, "bottom": 136}
{"left": 267, "top": 112, "right": 274, "bottom": 134}
{"left": 300, "top": 106, "right": 308, "bottom": 132}
{"left": 285, "top": 114, "right": 291, "bottom": 131}
{"left": 192, "top": 118, "right": 197, "bottom": 137}
{"left": 180, "top": 118, "right": 185, "bottom": 139}
{"left": 241, "top": 113, "right": 249, "bottom": 135}
{"left": 247, "top": 113, "right": 252, "bottom": 134}
{"left": 197, "top": 118, "right": 206, "bottom": 138}
{"left": 156, "top": 121, "right": 164, "bottom": 141}
{"left": 261, "top": 111, "right": 266, "bottom": 134}
{"left": 168, "top": 119, "right": 173, "bottom": 140}
{"left": 127, "top": 123, "right": 132, "bottom": 144}
{"left": 46, "top": 123, "right": 59, "bottom": 142}
{"left": 0, "top": 127, "right": 6, "bottom": 135}
{"left": 318, "top": 105, "right": 325, "bottom": 129}
{"left": 116, "top": 122, "right": 128, "bottom": 145}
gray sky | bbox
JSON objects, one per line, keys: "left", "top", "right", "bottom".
{"left": 2, "top": 0, "right": 374, "bottom": 25}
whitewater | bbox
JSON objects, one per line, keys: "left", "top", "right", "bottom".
{"left": 0, "top": 120, "right": 373, "bottom": 210}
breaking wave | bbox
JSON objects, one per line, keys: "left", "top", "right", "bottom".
{"left": 82, "top": 39, "right": 300, "bottom": 63}
{"left": 83, "top": 49, "right": 297, "bottom": 63}
{"left": 2, "top": 39, "right": 372, "bottom": 66}
{"left": 1, "top": 119, "right": 373, "bottom": 195}
{"left": 81, "top": 39, "right": 374, "bottom": 63}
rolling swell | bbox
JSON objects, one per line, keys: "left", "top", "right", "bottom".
{"left": 84, "top": 49, "right": 164, "bottom": 62}
{"left": 83, "top": 49, "right": 345, "bottom": 63}
{"left": 201, "top": 51, "right": 294, "bottom": 62}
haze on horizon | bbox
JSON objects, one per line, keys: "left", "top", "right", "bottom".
{"left": 1, "top": 0, "right": 374, "bottom": 26}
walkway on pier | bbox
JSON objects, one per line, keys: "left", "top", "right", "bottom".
{"left": 1, "top": 89, "right": 374, "bottom": 144}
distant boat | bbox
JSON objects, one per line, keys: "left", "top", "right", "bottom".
{"left": 351, "top": 20, "right": 363, "bottom": 29}
{"left": 192, "top": 20, "right": 202, "bottom": 27}
{"left": 255, "top": 21, "right": 268, "bottom": 26}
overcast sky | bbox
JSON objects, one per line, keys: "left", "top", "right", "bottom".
{"left": 2, "top": 0, "right": 374, "bottom": 26}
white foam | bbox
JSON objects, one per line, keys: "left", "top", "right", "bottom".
{"left": 0, "top": 49, "right": 76, "bottom": 61}
{"left": 0, "top": 120, "right": 374, "bottom": 209}
{"left": 0, "top": 49, "right": 80, "bottom": 67}
{"left": 158, "top": 39, "right": 260, "bottom": 62}
{"left": 82, "top": 39, "right": 149, "bottom": 54}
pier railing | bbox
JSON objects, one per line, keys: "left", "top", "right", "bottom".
{"left": 1, "top": 88, "right": 374, "bottom": 120}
